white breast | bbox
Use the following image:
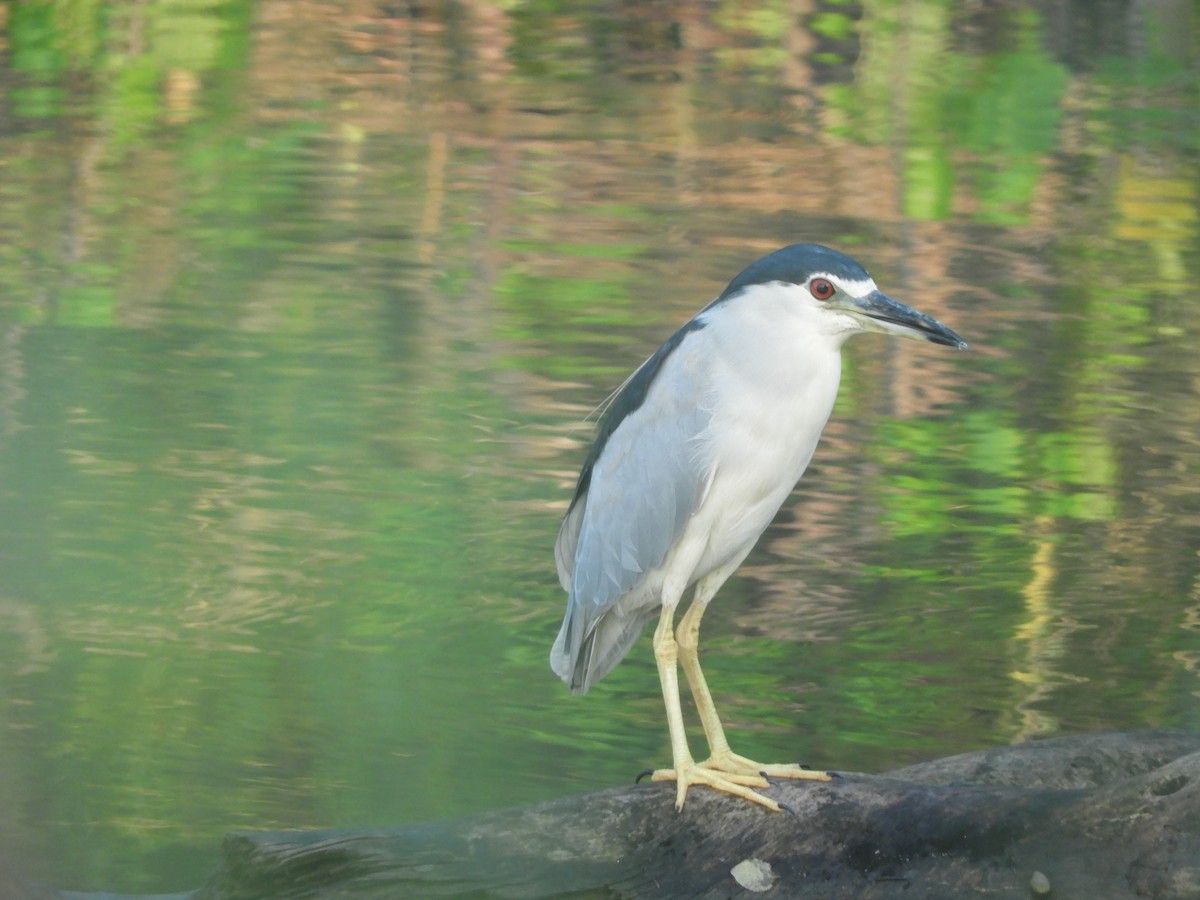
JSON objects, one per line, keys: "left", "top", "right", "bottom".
{"left": 665, "top": 283, "right": 849, "bottom": 581}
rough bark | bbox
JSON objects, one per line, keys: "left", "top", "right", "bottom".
{"left": 192, "top": 730, "right": 1200, "bottom": 900}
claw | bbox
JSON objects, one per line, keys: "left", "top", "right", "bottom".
{"left": 635, "top": 768, "right": 655, "bottom": 784}
{"left": 654, "top": 762, "right": 781, "bottom": 812}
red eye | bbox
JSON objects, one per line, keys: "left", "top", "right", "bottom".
{"left": 809, "top": 278, "right": 835, "bottom": 300}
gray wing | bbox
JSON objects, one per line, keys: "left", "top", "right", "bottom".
{"left": 551, "top": 321, "right": 713, "bottom": 694}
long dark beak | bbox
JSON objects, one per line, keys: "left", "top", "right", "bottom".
{"left": 847, "top": 290, "right": 967, "bottom": 349}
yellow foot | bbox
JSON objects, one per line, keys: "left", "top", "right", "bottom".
{"left": 698, "top": 750, "right": 834, "bottom": 782}
{"left": 644, "top": 751, "right": 834, "bottom": 812}
{"left": 650, "top": 762, "right": 780, "bottom": 811}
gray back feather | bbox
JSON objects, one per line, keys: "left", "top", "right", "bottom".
{"left": 552, "top": 322, "right": 712, "bottom": 694}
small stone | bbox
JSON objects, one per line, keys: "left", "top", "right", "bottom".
{"left": 1030, "top": 870, "right": 1051, "bottom": 895}
{"left": 731, "top": 858, "right": 777, "bottom": 892}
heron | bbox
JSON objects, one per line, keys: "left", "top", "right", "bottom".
{"left": 551, "top": 242, "right": 966, "bottom": 812}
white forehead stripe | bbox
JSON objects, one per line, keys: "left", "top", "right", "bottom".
{"left": 813, "top": 273, "right": 878, "bottom": 299}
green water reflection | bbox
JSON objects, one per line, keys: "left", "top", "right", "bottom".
{"left": 0, "top": 0, "right": 1197, "bottom": 893}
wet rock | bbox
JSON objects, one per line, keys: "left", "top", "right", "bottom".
{"left": 1029, "top": 870, "right": 1050, "bottom": 895}
{"left": 731, "top": 858, "right": 776, "bottom": 892}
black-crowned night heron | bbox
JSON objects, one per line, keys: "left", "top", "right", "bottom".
{"left": 551, "top": 243, "right": 966, "bottom": 812}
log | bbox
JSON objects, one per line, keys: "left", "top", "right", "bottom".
{"left": 195, "top": 730, "right": 1200, "bottom": 900}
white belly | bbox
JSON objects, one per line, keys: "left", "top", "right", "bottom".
{"left": 667, "top": 317, "right": 844, "bottom": 585}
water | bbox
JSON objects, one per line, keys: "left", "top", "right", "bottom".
{"left": 0, "top": 1, "right": 1197, "bottom": 893}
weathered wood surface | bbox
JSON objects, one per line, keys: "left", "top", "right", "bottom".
{"left": 190, "top": 730, "right": 1200, "bottom": 900}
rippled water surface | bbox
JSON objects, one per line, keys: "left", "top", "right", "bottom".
{"left": 0, "top": 1, "right": 1198, "bottom": 893}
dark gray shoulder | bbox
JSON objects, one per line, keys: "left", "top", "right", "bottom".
{"left": 568, "top": 317, "right": 707, "bottom": 511}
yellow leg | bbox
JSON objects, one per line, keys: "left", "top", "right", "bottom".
{"left": 676, "top": 588, "right": 833, "bottom": 789}
{"left": 649, "top": 604, "right": 780, "bottom": 811}
{"left": 650, "top": 602, "right": 695, "bottom": 809}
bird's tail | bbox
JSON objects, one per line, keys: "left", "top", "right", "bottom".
{"left": 551, "top": 605, "right": 655, "bottom": 696}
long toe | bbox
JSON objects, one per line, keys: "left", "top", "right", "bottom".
{"left": 649, "top": 764, "right": 778, "bottom": 811}
{"left": 699, "top": 751, "right": 834, "bottom": 782}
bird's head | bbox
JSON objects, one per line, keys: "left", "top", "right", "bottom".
{"left": 712, "top": 243, "right": 967, "bottom": 350}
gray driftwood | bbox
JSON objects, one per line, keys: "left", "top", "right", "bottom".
{"left": 191, "top": 730, "right": 1200, "bottom": 900}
